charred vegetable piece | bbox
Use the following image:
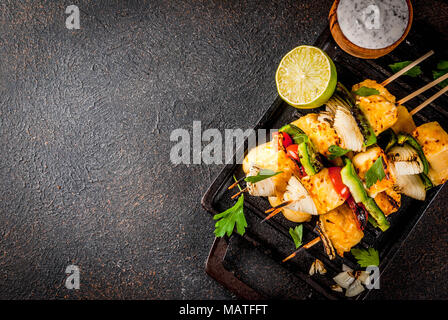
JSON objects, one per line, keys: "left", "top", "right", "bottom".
{"left": 394, "top": 172, "right": 426, "bottom": 201}
{"left": 397, "top": 133, "right": 429, "bottom": 175}
{"left": 326, "top": 83, "right": 376, "bottom": 149}
{"left": 420, "top": 173, "right": 434, "bottom": 191}
{"left": 346, "top": 196, "right": 368, "bottom": 231}
{"left": 362, "top": 197, "right": 389, "bottom": 231}
{"left": 283, "top": 176, "right": 318, "bottom": 215}
{"left": 328, "top": 166, "right": 351, "bottom": 200}
{"left": 377, "top": 128, "right": 397, "bottom": 153}
{"left": 387, "top": 144, "right": 424, "bottom": 176}
{"left": 341, "top": 158, "right": 390, "bottom": 231}
{"left": 352, "top": 104, "right": 377, "bottom": 147}
{"left": 333, "top": 105, "right": 365, "bottom": 152}
{"left": 340, "top": 157, "right": 368, "bottom": 204}
{"left": 297, "top": 141, "right": 321, "bottom": 176}
{"left": 272, "top": 131, "right": 293, "bottom": 150}
{"left": 279, "top": 124, "right": 308, "bottom": 145}
{"left": 280, "top": 124, "right": 323, "bottom": 176}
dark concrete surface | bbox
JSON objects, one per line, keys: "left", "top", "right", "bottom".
{"left": 0, "top": 0, "right": 447, "bottom": 299}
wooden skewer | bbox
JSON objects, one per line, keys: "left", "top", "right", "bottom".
{"left": 282, "top": 237, "right": 321, "bottom": 263}
{"left": 265, "top": 200, "right": 293, "bottom": 213}
{"left": 261, "top": 207, "right": 283, "bottom": 223}
{"left": 228, "top": 176, "right": 246, "bottom": 190}
{"left": 397, "top": 72, "right": 448, "bottom": 105}
{"left": 410, "top": 85, "right": 448, "bottom": 116}
{"left": 381, "top": 50, "right": 434, "bottom": 87}
{"left": 231, "top": 187, "right": 247, "bottom": 199}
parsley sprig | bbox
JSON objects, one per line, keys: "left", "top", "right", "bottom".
{"left": 365, "top": 156, "right": 386, "bottom": 188}
{"left": 328, "top": 145, "right": 350, "bottom": 160}
{"left": 289, "top": 225, "right": 303, "bottom": 249}
{"left": 389, "top": 61, "right": 422, "bottom": 77}
{"left": 244, "top": 169, "right": 283, "bottom": 183}
{"left": 213, "top": 193, "right": 247, "bottom": 237}
{"left": 351, "top": 247, "right": 380, "bottom": 267}
{"left": 353, "top": 86, "right": 380, "bottom": 97}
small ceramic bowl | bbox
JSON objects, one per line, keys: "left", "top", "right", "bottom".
{"left": 329, "top": 0, "right": 413, "bottom": 59}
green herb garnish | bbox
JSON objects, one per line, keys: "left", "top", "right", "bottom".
{"left": 365, "top": 156, "right": 386, "bottom": 188}
{"left": 289, "top": 225, "right": 303, "bottom": 249}
{"left": 436, "top": 60, "right": 448, "bottom": 70}
{"left": 351, "top": 247, "right": 380, "bottom": 267}
{"left": 213, "top": 194, "right": 247, "bottom": 237}
{"left": 244, "top": 169, "right": 283, "bottom": 183}
{"left": 328, "top": 145, "right": 350, "bottom": 160}
{"left": 433, "top": 69, "right": 448, "bottom": 88}
{"left": 353, "top": 86, "right": 380, "bottom": 97}
{"left": 389, "top": 61, "right": 422, "bottom": 77}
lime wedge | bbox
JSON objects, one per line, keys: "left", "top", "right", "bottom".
{"left": 276, "top": 46, "right": 337, "bottom": 109}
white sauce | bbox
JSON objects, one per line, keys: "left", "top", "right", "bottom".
{"left": 337, "top": 0, "right": 409, "bottom": 49}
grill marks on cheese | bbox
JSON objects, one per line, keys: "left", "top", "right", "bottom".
{"left": 319, "top": 204, "right": 364, "bottom": 256}
{"left": 291, "top": 114, "right": 341, "bottom": 157}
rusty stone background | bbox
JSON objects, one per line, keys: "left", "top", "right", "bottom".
{"left": 0, "top": 0, "right": 447, "bottom": 299}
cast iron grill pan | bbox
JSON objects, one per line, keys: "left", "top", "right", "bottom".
{"left": 202, "top": 23, "right": 448, "bottom": 300}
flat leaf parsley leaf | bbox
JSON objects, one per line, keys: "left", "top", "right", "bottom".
{"left": 351, "top": 247, "right": 380, "bottom": 267}
{"left": 244, "top": 169, "right": 283, "bottom": 183}
{"left": 328, "top": 145, "right": 350, "bottom": 160}
{"left": 365, "top": 156, "right": 386, "bottom": 188}
{"left": 289, "top": 225, "right": 303, "bottom": 249}
{"left": 433, "top": 69, "right": 448, "bottom": 88}
{"left": 389, "top": 61, "right": 422, "bottom": 77}
{"left": 213, "top": 194, "right": 247, "bottom": 237}
{"left": 436, "top": 60, "right": 448, "bottom": 70}
{"left": 353, "top": 86, "right": 380, "bottom": 97}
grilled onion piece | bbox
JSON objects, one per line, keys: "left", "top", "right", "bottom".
{"left": 333, "top": 106, "right": 364, "bottom": 152}
{"left": 283, "top": 176, "right": 318, "bottom": 215}
{"left": 246, "top": 166, "right": 277, "bottom": 197}
{"left": 387, "top": 145, "right": 423, "bottom": 175}
{"left": 394, "top": 172, "right": 426, "bottom": 201}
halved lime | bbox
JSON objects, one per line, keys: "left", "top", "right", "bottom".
{"left": 276, "top": 46, "right": 337, "bottom": 109}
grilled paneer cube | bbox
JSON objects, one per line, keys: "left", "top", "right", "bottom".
{"left": 374, "top": 188, "right": 401, "bottom": 216}
{"left": 291, "top": 114, "right": 341, "bottom": 158}
{"left": 301, "top": 168, "right": 346, "bottom": 214}
{"left": 352, "top": 79, "right": 396, "bottom": 103}
{"left": 391, "top": 105, "right": 416, "bottom": 134}
{"left": 352, "top": 146, "right": 395, "bottom": 196}
{"left": 319, "top": 204, "right": 364, "bottom": 257}
{"left": 356, "top": 95, "right": 398, "bottom": 136}
{"left": 412, "top": 122, "right": 448, "bottom": 185}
